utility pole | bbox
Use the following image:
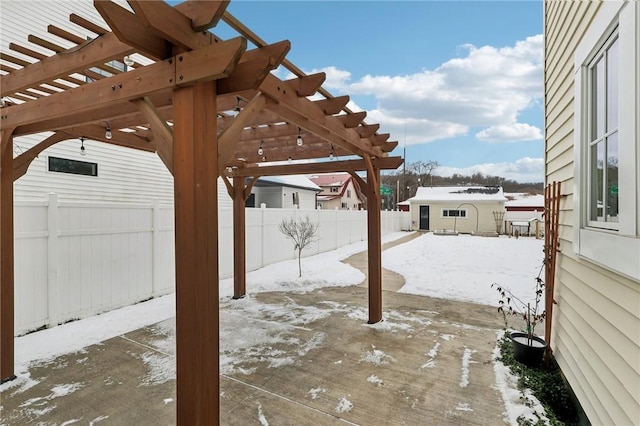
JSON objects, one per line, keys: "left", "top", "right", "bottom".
{"left": 402, "top": 126, "right": 407, "bottom": 201}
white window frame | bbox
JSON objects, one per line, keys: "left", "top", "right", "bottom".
{"left": 441, "top": 208, "right": 467, "bottom": 218}
{"left": 573, "top": 1, "right": 640, "bottom": 280}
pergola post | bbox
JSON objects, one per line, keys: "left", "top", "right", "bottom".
{"left": 232, "top": 175, "right": 247, "bottom": 299}
{"left": 366, "top": 166, "right": 383, "bottom": 324}
{"left": 173, "top": 81, "right": 219, "bottom": 424}
{"left": 0, "top": 129, "right": 16, "bottom": 383}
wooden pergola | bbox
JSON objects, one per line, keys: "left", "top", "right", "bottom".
{"left": 0, "top": 1, "right": 401, "bottom": 423}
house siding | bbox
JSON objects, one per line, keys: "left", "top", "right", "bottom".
{"left": 544, "top": 2, "right": 640, "bottom": 425}
{"left": 409, "top": 201, "right": 502, "bottom": 234}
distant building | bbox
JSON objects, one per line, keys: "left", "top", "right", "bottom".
{"left": 246, "top": 175, "right": 321, "bottom": 209}
{"left": 504, "top": 193, "right": 544, "bottom": 235}
{"left": 309, "top": 172, "right": 365, "bottom": 210}
{"left": 405, "top": 186, "right": 507, "bottom": 234}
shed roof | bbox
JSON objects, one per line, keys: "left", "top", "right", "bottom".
{"left": 256, "top": 175, "right": 321, "bottom": 192}
{"left": 408, "top": 186, "right": 507, "bottom": 202}
{"left": 505, "top": 194, "right": 544, "bottom": 207}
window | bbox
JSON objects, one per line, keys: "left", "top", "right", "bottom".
{"left": 573, "top": 1, "right": 639, "bottom": 280}
{"left": 347, "top": 189, "right": 351, "bottom": 198}
{"left": 587, "top": 33, "right": 619, "bottom": 227}
{"left": 292, "top": 192, "right": 300, "bottom": 206}
{"left": 341, "top": 202, "right": 347, "bottom": 209}
{"left": 330, "top": 187, "right": 339, "bottom": 193}
{"left": 48, "top": 156, "right": 98, "bottom": 177}
{"left": 442, "top": 209, "right": 467, "bottom": 218}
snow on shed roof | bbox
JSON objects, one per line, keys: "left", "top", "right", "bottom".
{"left": 408, "top": 186, "right": 507, "bottom": 202}
{"left": 505, "top": 194, "right": 544, "bottom": 207}
{"left": 257, "top": 175, "right": 322, "bottom": 192}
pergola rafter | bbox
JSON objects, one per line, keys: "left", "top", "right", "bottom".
{"left": 0, "top": 1, "right": 403, "bottom": 423}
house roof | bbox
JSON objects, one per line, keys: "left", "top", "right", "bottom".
{"left": 256, "top": 175, "right": 322, "bottom": 192}
{"left": 408, "top": 186, "right": 507, "bottom": 202}
{"left": 505, "top": 194, "right": 544, "bottom": 208}
{"left": 308, "top": 172, "right": 352, "bottom": 187}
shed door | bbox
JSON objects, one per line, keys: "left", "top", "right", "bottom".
{"left": 419, "top": 205, "right": 430, "bottom": 230}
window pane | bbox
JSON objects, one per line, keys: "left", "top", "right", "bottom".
{"left": 590, "top": 141, "right": 604, "bottom": 221}
{"left": 607, "top": 37, "right": 619, "bottom": 131}
{"left": 606, "top": 132, "right": 619, "bottom": 222}
{"left": 594, "top": 56, "right": 606, "bottom": 138}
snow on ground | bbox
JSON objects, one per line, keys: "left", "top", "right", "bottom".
{"left": 2, "top": 231, "right": 547, "bottom": 425}
{"left": 492, "top": 331, "right": 549, "bottom": 425}
{"left": 219, "top": 231, "right": 412, "bottom": 298}
{"left": 383, "top": 233, "right": 544, "bottom": 307}
{"left": 459, "top": 348, "right": 478, "bottom": 388}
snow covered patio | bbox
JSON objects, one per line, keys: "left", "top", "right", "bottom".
{"left": 1, "top": 233, "right": 544, "bottom": 424}
{"left": 2, "top": 287, "right": 509, "bottom": 425}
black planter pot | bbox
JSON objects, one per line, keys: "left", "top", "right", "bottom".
{"left": 510, "top": 331, "right": 547, "bottom": 367}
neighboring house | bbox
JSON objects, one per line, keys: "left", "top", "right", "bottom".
{"left": 397, "top": 200, "right": 410, "bottom": 212}
{"left": 310, "top": 172, "right": 365, "bottom": 210}
{"left": 405, "top": 186, "right": 506, "bottom": 234}
{"left": 544, "top": 1, "right": 639, "bottom": 425}
{"left": 246, "top": 175, "right": 321, "bottom": 209}
{"left": 504, "top": 193, "right": 544, "bottom": 235}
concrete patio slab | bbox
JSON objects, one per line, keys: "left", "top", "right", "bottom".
{"left": 1, "top": 287, "right": 507, "bottom": 425}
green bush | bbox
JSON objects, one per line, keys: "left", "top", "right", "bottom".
{"left": 498, "top": 336, "right": 579, "bottom": 426}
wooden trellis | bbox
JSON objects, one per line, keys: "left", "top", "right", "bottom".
{"left": 543, "top": 181, "right": 561, "bottom": 367}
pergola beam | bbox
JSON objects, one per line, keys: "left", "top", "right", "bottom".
{"left": 3, "top": 38, "right": 246, "bottom": 130}
{"left": 94, "top": 0, "right": 170, "bottom": 60}
{"left": 175, "top": 0, "right": 230, "bottom": 32}
{"left": 0, "top": 32, "right": 135, "bottom": 97}
{"left": 285, "top": 73, "right": 326, "bottom": 97}
{"left": 228, "top": 156, "right": 403, "bottom": 177}
{"left": 131, "top": 97, "right": 174, "bottom": 174}
{"left": 218, "top": 93, "right": 269, "bottom": 170}
{"left": 128, "top": 0, "right": 215, "bottom": 51}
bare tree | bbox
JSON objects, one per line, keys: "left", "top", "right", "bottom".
{"left": 278, "top": 215, "right": 319, "bottom": 277}
{"left": 410, "top": 160, "right": 440, "bottom": 187}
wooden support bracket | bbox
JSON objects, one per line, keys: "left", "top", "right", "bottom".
{"left": 131, "top": 97, "right": 174, "bottom": 174}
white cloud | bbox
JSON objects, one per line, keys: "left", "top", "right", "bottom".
{"left": 436, "top": 157, "right": 544, "bottom": 183}
{"left": 476, "top": 123, "right": 542, "bottom": 142}
{"left": 310, "top": 34, "right": 543, "bottom": 146}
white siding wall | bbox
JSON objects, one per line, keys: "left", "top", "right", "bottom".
{"left": 409, "top": 202, "right": 504, "bottom": 234}
{"left": 253, "top": 186, "right": 283, "bottom": 208}
{"left": 545, "top": 2, "right": 640, "bottom": 424}
{"left": 14, "top": 196, "right": 410, "bottom": 335}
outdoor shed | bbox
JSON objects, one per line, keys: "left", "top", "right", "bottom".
{"left": 406, "top": 186, "right": 506, "bottom": 234}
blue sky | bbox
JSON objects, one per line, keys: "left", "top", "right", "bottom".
{"left": 211, "top": 1, "right": 544, "bottom": 182}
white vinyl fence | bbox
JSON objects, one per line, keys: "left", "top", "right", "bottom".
{"left": 15, "top": 194, "right": 410, "bottom": 335}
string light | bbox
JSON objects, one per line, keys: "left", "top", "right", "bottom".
{"left": 104, "top": 121, "right": 112, "bottom": 140}
{"left": 257, "top": 140, "right": 264, "bottom": 156}
{"left": 79, "top": 137, "right": 86, "bottom": 156}
{"left": 296, "top": 127, "right": 303, "bottom": 146}
{"left": 234, "top": 96, "right": 242, "bottom": 112}
{"left": 329, "top": 144, "right": 335, "bottom": 160}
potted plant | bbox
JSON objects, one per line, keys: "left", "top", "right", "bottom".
{"left": 492, "top": 261, "right": 547, "bottom": 367}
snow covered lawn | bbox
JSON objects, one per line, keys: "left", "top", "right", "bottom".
{"left": 384, "top": 233, "right": 544, "bottom": 307}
